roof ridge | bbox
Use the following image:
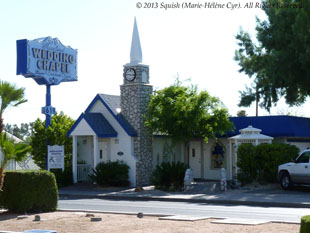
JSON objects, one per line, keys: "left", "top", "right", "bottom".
{"left": 98, "top": 93, "right": 120, "bottom": 97}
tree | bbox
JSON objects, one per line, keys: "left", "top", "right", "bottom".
{"left": 237, "top": 110, "right": 247, "bottom": 117}
{"left": 30, "top": 112, "right": 74, "bottom": 169}
{"left": 145, "top": 80, "right": 233, "bottom": 143}
{"left": 0, "top": 132, "right": 31, "bottom": 190}
{"left": 0, "top": 80, "right": 27, "bottom": 133}
{"left": 5, "top": 123, "right": 33, "bottom": 141}
{"left": 234, "top": 0, "right": 310, "bottom": 111}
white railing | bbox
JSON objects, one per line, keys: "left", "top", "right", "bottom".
{"left": 77, "top": 164, "right": 92, "bottom": 181}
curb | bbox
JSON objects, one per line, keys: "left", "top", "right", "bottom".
{"left": 59, "top": 193, "right": 310, "bottom": 209}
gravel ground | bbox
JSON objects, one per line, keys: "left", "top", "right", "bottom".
{"left": 0, "top": 211, "right": 300, "bottom": 233}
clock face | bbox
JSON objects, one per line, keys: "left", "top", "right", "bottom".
{"left": 125, "top": 68, "right": 136, "bottom": 81}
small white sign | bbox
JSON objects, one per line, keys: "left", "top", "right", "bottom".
{"left": 48, "top": 145, "right": 64, "bottom": 171}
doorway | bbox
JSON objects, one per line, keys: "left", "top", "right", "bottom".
{"left": 189, "top": 141, "right": 201, "bottom": 178}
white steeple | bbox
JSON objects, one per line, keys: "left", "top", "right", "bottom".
{"left": 129, "top": 17, "right": 143, "bottom": 65}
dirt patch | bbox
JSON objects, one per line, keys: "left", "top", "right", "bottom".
{"left": 0, "top": 211, "right": 300, "bottom": 233}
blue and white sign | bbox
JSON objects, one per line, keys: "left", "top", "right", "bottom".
{"left": 41, "top": 106, "right": 56, "bottom": 116}
{"left": 16, "top": 36, "right": 77, "bottom": 85}
{"left": 48, "top": 145, "right": 64, "bottom": 171}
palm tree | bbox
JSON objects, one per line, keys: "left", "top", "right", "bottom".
{"left": 0, "top": 80, "right": 27, "bottom": 134}
{"left": 0, "top": 132, "right": 31, "bottom": 190}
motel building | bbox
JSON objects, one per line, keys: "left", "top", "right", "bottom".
{"left": 68, "top": 19, "right": 310, "bottom": 187}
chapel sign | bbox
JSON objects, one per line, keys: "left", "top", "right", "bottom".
{"left": 16, "top": 36, "right": 77, "bottom": 85}
{"left": 16, "top": 36, "right": 78, "bottom": 170}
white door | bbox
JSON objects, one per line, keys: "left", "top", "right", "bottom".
{"left": 98, "top": 141, "right": 109, "bottom": 163}
{"left": 189, "top": 141, "right": 201, "bottom": 178}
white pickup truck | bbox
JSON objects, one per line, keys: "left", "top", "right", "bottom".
{"left": 278, "top": 149, "right": 310, "bottom": 189}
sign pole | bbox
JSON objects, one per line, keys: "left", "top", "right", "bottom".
{"left": 45, "top": 84, "right": 52, "bottom": 170}
{"left": 42, "top": 85, "right": 56, "bottom": 170}
{"left": 45, "top": 85, "right": 52, "bottom": 128}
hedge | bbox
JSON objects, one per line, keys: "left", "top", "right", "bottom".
{"left": 237, "top": 143, "right": 299, "bottom": 185}
{"left": 300, "top": 215, "right": 310, "bottom": 233}
{"left": 0, "top": 170, "right": 58, "bottom": 213}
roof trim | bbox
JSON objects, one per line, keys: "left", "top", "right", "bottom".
{"left": 85, "top": 94, "right": 137, "bottom": 137}
{"left": 67, "top": 113, "right": 85, "bottom": 137}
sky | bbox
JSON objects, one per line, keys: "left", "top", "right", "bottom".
{"left": 0, "top": 0, "right": 308, "bottom": 126}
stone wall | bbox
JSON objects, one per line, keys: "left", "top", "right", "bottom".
{"left": 120, "top": 82, "right": 153, "bottom": 186}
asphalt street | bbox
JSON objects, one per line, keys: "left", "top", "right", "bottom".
{"left": 58, "top": 198, "right": 310, "bottom": 223}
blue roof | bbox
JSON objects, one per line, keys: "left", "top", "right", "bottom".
{"left": 229, "top": 115, "right": 310, "bottom": 138}
{"left": 68, "top": 113, "right": 117, "bottom": 138}
{"left": 69, "top": 94, "right": 137, "bottom": 137}
{"left": 115, "top": 113, "right": 137, "bottom": 136}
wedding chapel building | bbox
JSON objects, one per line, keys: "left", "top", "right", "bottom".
{"left": 68, "top": 19, "right": 310, "bottom": 187}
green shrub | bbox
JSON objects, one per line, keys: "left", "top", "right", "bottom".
{"left": 237, "top": 143, "right": 299, "bottom": 185}
{"left": 90, "top": 160, "right": 129, "bottom": 187}
{"left": 50, "top": 153, "right": 73, "bottom": 188}
{"left": 237, "top": 143, "right": 256, "bottom": 185}
{"left": 150, "top": 162, "right": 189, "bottom": 191}
{"left": 0, "top": 170, "right": 58, "bottom": 213}
{"left": 300, "top": 215, "right": 310, "bottom": 233}
{"left": 50, "top": 167, "right": 73, "bottom": 188}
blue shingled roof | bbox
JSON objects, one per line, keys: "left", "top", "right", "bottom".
{"left": 115, "top": 113, "right": 137, "bottom": 136}
{"left": 84, "top": 113, "right": 117, "bottom": 137}
{"left": 68, "top": 113, "right": 117, "bottom": 138}
{"left": 83, "top": 94, "right": 137, "bottom": 137}
{"left": 229, "top": 115, "right": 310, "bottom": 138}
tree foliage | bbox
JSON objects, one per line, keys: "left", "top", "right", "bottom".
{"left": 234, "top": 0, "right": 310, "bottom": 111}
{"left": 30, "top": 112, "right": 74, "bottom": 169}
{"left": 0, "top": 80, "right": 27, "bottom": 133}
{"left": 0, "top": 132, "right": 31, "bottom": 190}
{"left": 237, "top": 110, "right": 247, "bottom": 117}
{"left": 5, "top": 123, "right": 33, "bottom": 141}
{"left": 145, "top": 80, "right": 233, "bottom": 142}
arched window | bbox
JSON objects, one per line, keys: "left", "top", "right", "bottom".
{"left": 211, "top": 142, "right": 226, "bottom": 169}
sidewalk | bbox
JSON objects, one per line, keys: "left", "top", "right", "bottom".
{"left": 58, "top": 182, "right": 310, "bottom": 208}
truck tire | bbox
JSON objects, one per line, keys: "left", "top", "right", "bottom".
{"left": 280, "top": 172, "right": 292, "bottom": 190}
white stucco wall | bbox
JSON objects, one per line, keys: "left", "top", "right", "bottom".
{"left": 269, "top": 137, "right": 309, "bottom": 153}
{"left": 152, "top": 137, "right": 184, "bottom": 169}
{"left": 286, "top": 141, "right": 310, "bottom": 153}
{"left": 202, "top": 138, "right": 232, "bottom": 180}
{"left": 152, "top": 137, "right": 232, "bottom": 181}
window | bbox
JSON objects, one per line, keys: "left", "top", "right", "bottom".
{"left": 100, "top": 150, "right": 103, "bottom": 159}
{"left": 296, "top": 152, "right": 310, "bottom": 163}
{"left": 192, "top": 148, "right": 195, "bottom": 157}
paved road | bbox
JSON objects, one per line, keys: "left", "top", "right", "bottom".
{"left": 58, "top": 198, "right": 310, "bottom": 223}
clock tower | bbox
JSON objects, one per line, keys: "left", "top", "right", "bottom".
{"left": 121, "top": 18, "right": 153, "bottom": 186}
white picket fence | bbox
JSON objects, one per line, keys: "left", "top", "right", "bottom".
{"left": 77, "top": 164, "right": 92, "bottom": 181}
